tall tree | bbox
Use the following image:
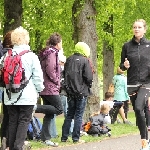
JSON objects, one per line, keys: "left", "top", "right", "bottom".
{"left": 72, "top": 0, "right": 99, "bottom": 122}
{"left": 3, "top": 0, "right": 22, "bottom": 35}
{"left": 103, "top": 15, "right": 114, "bottom": 97}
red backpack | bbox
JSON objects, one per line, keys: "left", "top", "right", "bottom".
{"left": 1, "top": 49, "right": 31, "bottom": 101}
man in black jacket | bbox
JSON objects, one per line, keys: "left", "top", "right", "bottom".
{"left": 61, "top": 42, "right": 93, "bottom": 143}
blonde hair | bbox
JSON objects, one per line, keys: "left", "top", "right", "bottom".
{"left": 3, "top": 30, "right": 13, "bottom": 48}
{"left": 11, "top": 26, "right": 30, "bottom": 45}
{"left": 100, "top": 104, "right": 110, "bottom": 114}
{"left": 133, "top": 19, "right": 147, "bottom": 30}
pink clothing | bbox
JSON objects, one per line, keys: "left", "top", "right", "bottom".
{"left": 39, "top": 47, "right": 60, "bottom": 95}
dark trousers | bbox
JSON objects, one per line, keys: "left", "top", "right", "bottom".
{"left": 1, "top": 92, "right": 9, "bottom": 147}
{"left": 132, "top": 87, "right": 149, "bottom": 139}
{"left": 128, "top": 87, "right": 139, "bottom": 126}
{"left": 61, "top": 96, "right": 87, "bottom": 142}
{"left": 7, "top": 105, "right": 34, "bottom": 150}
{"left": 40, "top": 95, "right": 63, "bottom": 141}
{"left": 110, "top": 103, "right": 122, "bottom": 124}
{"left": 145, "top": 100, "right": 150, "bottom": 127}
{"left": 123, "top": 101, "right": 129, "bottom": 119}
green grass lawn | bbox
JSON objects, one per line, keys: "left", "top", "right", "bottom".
{"left": 30, "top": 111, "right": 139, "bottom": 149}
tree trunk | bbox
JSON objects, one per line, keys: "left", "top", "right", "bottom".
{"left": 103, "top": 42, "right": 114, "bottom": 97}
{"left": 72, "top": 0, "right": 100, "bottom": 122}
{"left": 103, "top": 15, "right": 114, "bottom": 97}
{"left": 3, "top": 0, "right": 22, "bottom": 35}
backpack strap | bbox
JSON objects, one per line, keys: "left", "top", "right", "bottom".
{"left": 8, "top": 49, "right": 12, "bottom": 56}
{"left": 19, "top": 50, "right": 30, "bottom": 56}
{"left": 11, "top": 75, "right": 32, "bottom": 105}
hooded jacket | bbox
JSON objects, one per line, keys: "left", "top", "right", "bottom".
{"left": 64, "top": 42, "right": 93, "bottom": 96}
{"left": 120, "top": 36, "right": 150, "bottom": 85}
{"left": 39, "top": 47, "right": 60, "bottom": 95}
{"left": 1, "top": 45, "right": 44, "bottom": 105}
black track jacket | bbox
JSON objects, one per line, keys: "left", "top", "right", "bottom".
{"left": 64, "top": 53, "right": 93, "bottom": 96}
{"left": 120, "top": 36, "right": 150, "bottom": 85}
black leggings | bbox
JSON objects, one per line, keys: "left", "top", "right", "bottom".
{"left": 123, "top": 101, "right": 129, "bottom": 119}
{"left": 145, "top": 100, "right": 150, "bottom": 127}
{"left": 134, "top": 87, "right": 149, "bottom": 139}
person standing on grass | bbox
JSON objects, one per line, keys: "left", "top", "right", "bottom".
{"left": 112, "top": 67, "right": 131, "bottom": 124}
{"left": 1, "top": 26, "right": 44, "bottom": 150}
{"left": 0, "top": 30, "right": 13, "bottom": 150}
{"left": 59, "top": 50, "right": 74, "bottom": 135}
{"left": 61, "top": 42, "right": 93, "bottom": 143}
{"left": 39, "top": 32, "right": 63, "bottom": 147}
{"left": 120, "top": 19, "right": 150, "bottom": 150}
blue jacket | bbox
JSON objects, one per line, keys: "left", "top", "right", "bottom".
{"left": 112, "top": 74, "right": 130, "bottom": 101}
{"left": 0, "top": 45, "right": 44, "bottom": 105}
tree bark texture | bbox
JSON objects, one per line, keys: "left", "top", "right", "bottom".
{"left": 3, "top": 0, "right": 22, "bottom": 35}
{"left": 72, "top": 0, "right": 100, "bottom": 122}
{"left": 103, "top": 15, "right": 114, "bottom": 98}
{"left": 103, "top": 42, "right": 114, "bottom": 97}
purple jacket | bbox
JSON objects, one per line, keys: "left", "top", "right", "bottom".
{"left": 39, "top": 47, "right": 60, "bottom": 95}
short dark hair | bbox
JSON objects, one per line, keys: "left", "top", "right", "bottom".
{"left": 2, "top": 30, "right": 13, "bottom": 48}
{"left": 46, "top": 32, "right": 61, "bottom": 47}
{"left": 105, "top": 92, "right": 114, "bottom": 99}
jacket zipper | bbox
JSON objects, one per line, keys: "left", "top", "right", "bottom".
{"left": 137, "top": 43, "right": 140, "bottom": 81}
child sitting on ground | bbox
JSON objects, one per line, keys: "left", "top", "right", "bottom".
{"left": 83, "top": 103, "right": 111, "bottom": 137}
{"left": 100, "top": 92, "right": 124, "bottom": 124}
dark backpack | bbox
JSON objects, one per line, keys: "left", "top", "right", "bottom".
{"left": 85, "top": 114, "right": 111, "bottom": 136}
{"left": 0, "top": 49, "right": 31, "bottom": 101}
{"left": 27, "top": 116, "right": 42, "bottom": 140}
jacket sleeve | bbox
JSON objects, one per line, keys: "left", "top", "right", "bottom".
{"left": 45, "top": 52, "right": 59, "bottom": 85}
{"left": 120, "top": 43, "right": 127, "bottom": 71}
{"left": 83, "top": 58, "right": 93, "bottom": 88}
{"left": 31, "top": 54, "right": 44, "bottom": 93}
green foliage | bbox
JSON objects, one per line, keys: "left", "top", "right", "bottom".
{"left": 95, "top": 0, "right": 150, "bottom": 74}
{"left": 22, "top": 0, "right": 75, "bottom": 55}
{"left": 1, "top": 0, "right": 150, "bottom": 74}
{"left": 0, "top": 0, "right": 4, "bottom": 36}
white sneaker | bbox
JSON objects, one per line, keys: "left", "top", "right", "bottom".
{"left": 44, "top": 140, "right": 58, "bottom": 147}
